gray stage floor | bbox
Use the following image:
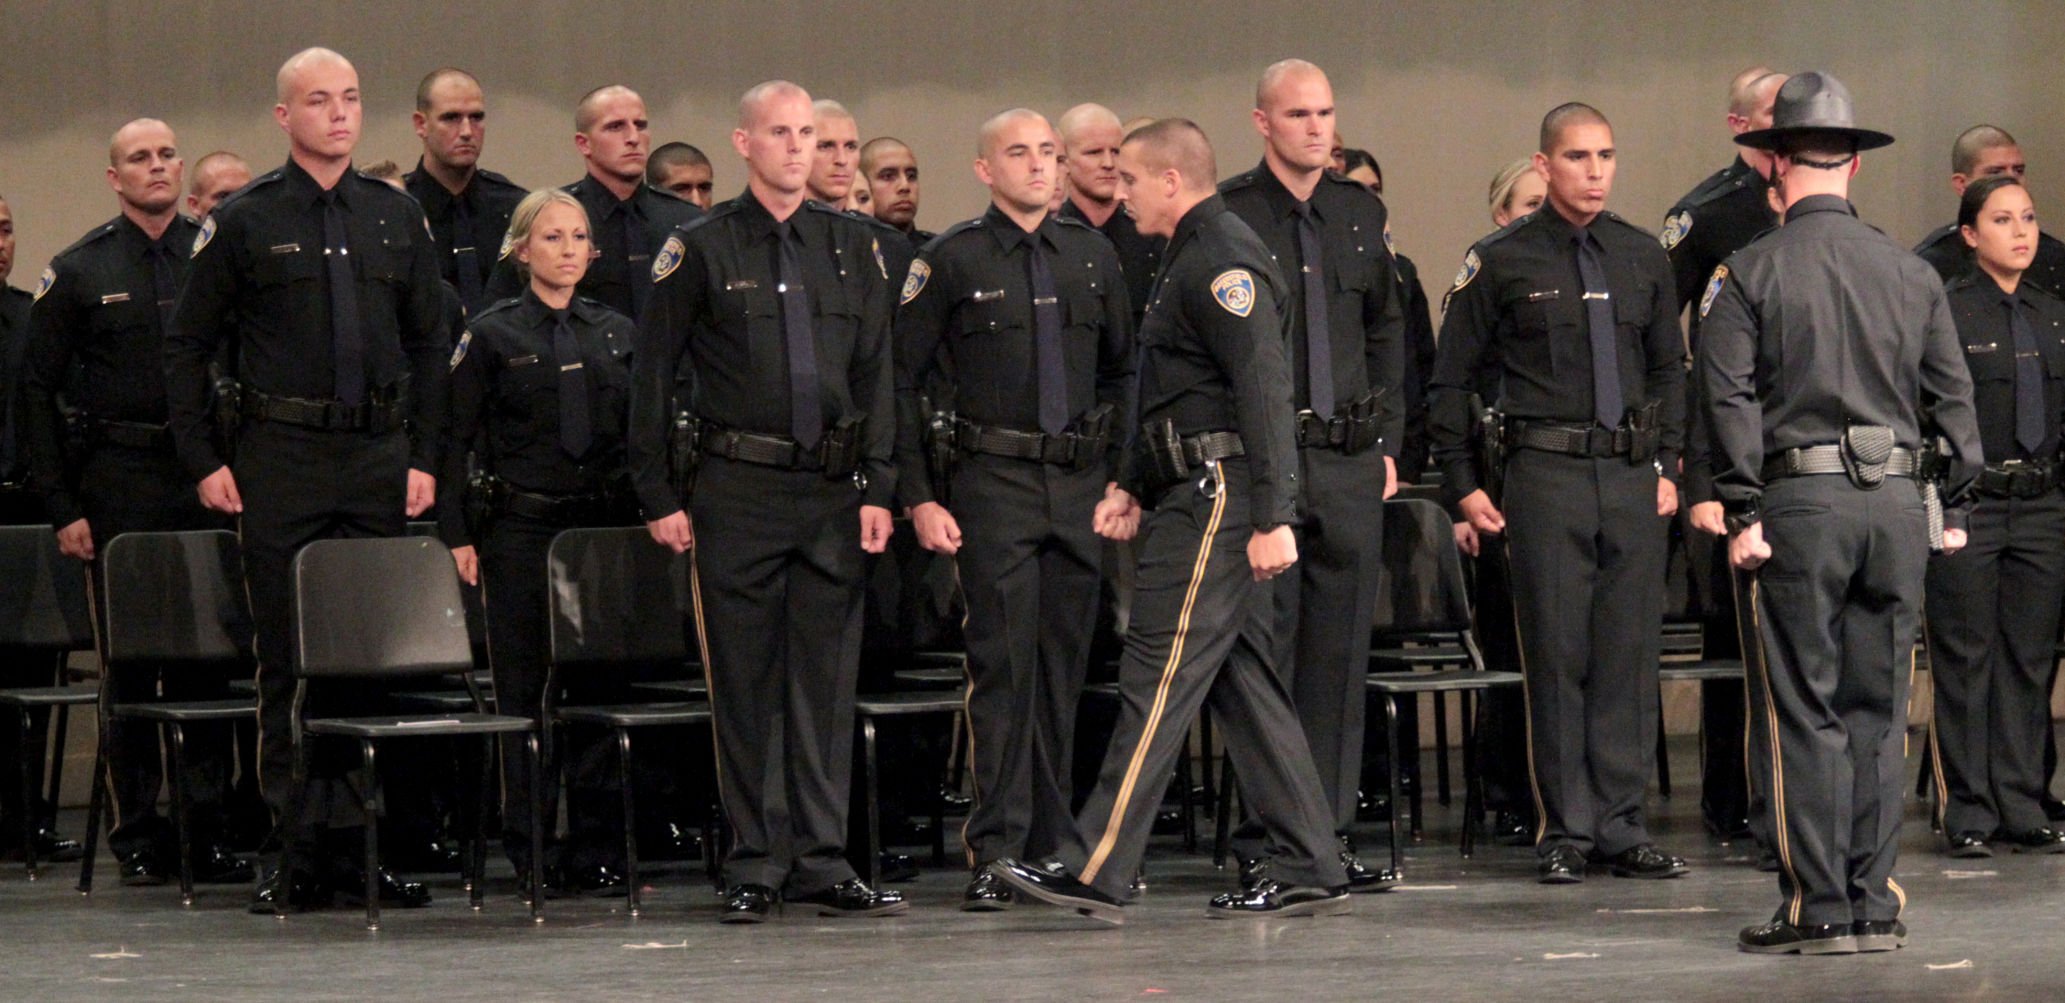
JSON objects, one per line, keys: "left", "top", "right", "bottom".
{"left": 4, "top": 734, "right": 2063, "bottom": 1001}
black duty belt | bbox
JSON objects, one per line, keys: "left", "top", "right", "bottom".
{"left": 1762, "top": 444, "right": 1918, "bottom": 481}
{"left": 1180, "top": 431, "right": 1245, "bottom": 467}
{"left": 952, "top": 418, "right": 1097, "bottom": 466}
{"left": 695, "top": 426, "right": 824, "bottom": 471}
{"left": 1973, "top": 460, "right": 2061, "bottom": 499}
{"left": 245, "top": 389, "right": 409, "bottom": 433}
{"left": 1508, "top": 420, "right": 1635, "bottom": 458}
{"left": 88, "top": 419, "right": 172, "bottom": 449}
{"left": 496, "top": 485, "right": 613, "bottom": 524}
{"left": 1294, "top": 411, "right": 1351, "bottom": 450}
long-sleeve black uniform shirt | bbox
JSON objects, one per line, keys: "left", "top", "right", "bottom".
{"left": 1941, "top": 270, "right": 2065, "bottom": 464}
{"left": 1699, "top": 194, "right": 1981, "bottom": 528}
{"left": 628, "top": 190, "right": 896, "bottom": 519}
{"left": 891, "top": 203, "right": 1134, "bottom": 508}
{"left": 403, "top": 162, "right": 528, "bottom": 316}
{"left": 485, "top": 177, "right": 700, "bottom": 317}
{"left": 166, "top": 158, "right": 449, "bottom": 479}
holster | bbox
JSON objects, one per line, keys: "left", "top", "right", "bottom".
{"left": 464, "top": 468, "right": 501, "bottom": 540}
{"left": 1840, "top": 423, "right": 1896, "bottom": 490}
{"left": 212, "top": 375, "right": 241, "bottom": 459}
{"left": 922, "top": 395, "right": 957, "bottom": 507}
{"left": 1624, "top": 399, "right": 1662, "bottom": 464}
{"left": 819, "top": 413, "right": 867, "bottom": 481}
{"left": 1140, "top": 417, "right": 1190, "bottom": 497}
{"left": 669, "top": 410, "right": 701, "bottom": 502}
{"left": 1300, "top": 387, "right": 1393, "bottom": 455}
{"left": 1916, "top": 435, "right": 1949, "bottom": 551}
{"left": 1470, "top": 394, "right": 1507, "bottom": 505}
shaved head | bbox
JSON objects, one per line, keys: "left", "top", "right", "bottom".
{"left": 109, "top": 118, "right": 173, "bottom": 166}
{"left": 1123, "top": 118, "right": 1217, "bottom": 194}
{"left": 812, "top": 98, "right": 854, "bottom": 126}
{"left": 737, "top": 80, "right": 810, "bottom": 130}
{"left": 1056, "top": 103, "right": 1120, "bottom": 151}
{"left": 1728, "top": 65, "right": 1779, "bottom": 116}
{"left": 191, "top": 150, "right": 248, "bottom": 189}
{"left": 276, "top": 47, "right": 352, "bottom": 105}
{"left": 977, "top": 110, "right": 1048, "bottom": 158}
{"left": 1539, "top": 102, "right": 1610, "bottom": 154}
{"left": 1255, "top": 57, "right": 1325, "bottom": 111}
{"left": 861, "top": 136, "right": 911, "bottom": 174}
{"left": 1953, "top": 124, "right": 2019, "bottom": 176}
{"left": 575, "top": 85, "right": 640, "bottom": 133}
{"left": 415, "top": 67, "right": 480, "bottom": 113}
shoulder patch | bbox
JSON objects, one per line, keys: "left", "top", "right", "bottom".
{"left": 900, "top": 258, "right": 931, "bottom": 306}
{"left": 1450, "top": 248, "right": 1481, "bottom": 294}
{"left": 449, "top": 329, "right": 473, "bottom": 371}
{"left": 191, "top": 215, "right": 217, "bottom": 258}
{"left": 1660, "top": 211, "right": 1692, "bottom": 251}
{"left": 1698, "top": 265, "right": 1728, "bottom": 320}
{"left": 496, "top": 229, "right": 516, "bottom": 262}
{"left": 1383, "top": 226, "right": 1396, "bottom": 256}
{"left": 871, "top": 237, "right": 888, "bottom": 281}
{"left": 653, "top": 234, "right": 685, "bottom": 282}
{"left": 1210, "top": 269, "right": 1256, "bottom": 318}
{"left": 32, "top": 267, "right": 55, "bottom": 302}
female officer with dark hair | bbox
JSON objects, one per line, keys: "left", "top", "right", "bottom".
{"left": 1925, "top": 174, "right": 2065, "bottom": 859}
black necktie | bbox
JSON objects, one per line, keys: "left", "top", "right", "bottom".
{"left": 1294, "top": 202, "right": 1335, "bottom": 417}
{"left": 777, "top": 223, "right": 822, "bottom": 449}
{"left": 1574, "top": 231, "right": 1622, "bottom": 428}
{"left": 451, "top": 195, "right": 483, "bottom": 313}
{"left": 1027, "top": 235, "right": 1069, "bottom": 435}
{"left": 147, "top": 239, "right": 179, "bottom": 331}
{"left": 321, "top": 189, "right": 364, "bottom": 404}
{"left": 2010, "top": 295, "right": 2047, "bottom": 455}
{"left": 551, "top": 307, "right": 591, "bottom": 458}
{"left": 623, "top": 201, "right": 651, "bottom": 318}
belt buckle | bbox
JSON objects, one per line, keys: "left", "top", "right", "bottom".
{"left": 720, "top": 432, "right": 742, "bottom": 461}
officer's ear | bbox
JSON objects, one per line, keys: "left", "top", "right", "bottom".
{"left": 730, "top": 128, "right": 751, "bottom": 161}
{"left": 1251, "top": 106, "right": 1269, "bottom": 139}
{"left": 575, "top": 131, "right": 595, "bottom": 159}
{"left": 412, "top": 110, "right": 429, "bottom": 141}
{"left": 272, "top": 102, "right": 291, "bottom": 135}
{"left": 972, "top": 155, "right": 995, "bottom": 188}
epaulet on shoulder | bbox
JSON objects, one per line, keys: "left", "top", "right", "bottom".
{"left": 647, "top": 186, "right": 691, "bottom": 205}
{"left": 1678, "top": 166, "right": 1743, "bottom": 210}
{"left": 469, "top": 297, "right": 522, "bottom": 322}
{"left": 1595, "top": 210, "right": 1652, "bottom": 238}
{"left": 214, "top": 169, "right": 284, "bottom": 215}
{"left": 1476, "top": 212, "right": 1532, "bottom": 250}
{"left": 1218, "top": 168, "right": 1264, "bottom": 193}
{"left": 2024, "top": 281, "right": 2065, "bottom": 308}
{"left": 55, "top": 219, "right": 123, "bottom": 260}
{"left": 1914, "top": 223, "right": 1959, "bottom": 252}
{"left": 1943, "top": 271, "right": 1982, "bottom": 294}
{"left": 674, "top": 200, "right": 739, "bottom": 239}
{"left": 474, "top": 168, "right": 525, "bottom": 193}
{"left": 569, "top": 295, "right": 625, "bottom": 324}
{"left": 1049, "top": 213, "right": 1090, "bottom": 232}
{"left": 1317, "top": 169, "right": 1371, "bottom": 192}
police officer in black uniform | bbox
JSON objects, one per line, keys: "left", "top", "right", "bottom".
{"left": 859, "top": 137, "right": 931, "bottom": 254}
{"left": 485, "top": 86, "right": 700, "bottom": 319}
{"left": 1921, "top": 175, "right": 2065, "bottom": 858}
{"left": 994, "top": 118, "right": 1349, "bottom": 923}
{"left": 1914, "top": 125, "right": 2065, "bottom": 302}
{"left": 165, "top": 49, "right": 447, "bottom": 912}
{"left": 1220, "top": 59, "right": 1402, "bottom": 892}
{"left": 1662, "top": 66, "right": 1786, "bottom": 848}
{"left": 404, "top": 68, "right": 527, "bottom": 317}
{"left": 19, "top": 119, "right": 249, "bottom": 888}
{"left": 1702, "top": 72, "right": 1982, "bottom": 955}
{"left": 441, "top": 189, "right": 641, "bottom": 894}
{"left": 0, "top": 192, "right": 88, "bottom": 865}
{"left": 1058, "top": 103, "right": 1163, "bottom": 329}
{"left": 893, "top": 108, "right": 1133, "bottom": 910}
{"left": 1430, "top": 103, "right": 1689, "bottom": 885}
{"left": 631, "top": 80, "right": 904, "bottom": 924}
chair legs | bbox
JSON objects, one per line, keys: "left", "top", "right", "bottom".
{"left": 861, "top": 716, "right": 881, "bottom": 889}
{"left": 167, "top": 724, "right": 196, "bottom": 906}
{"left": 618, "top": 727, "right": 643, "bottom": 916}
{"left": 360, "top": 738, "right": 381, "bottom": 931}
{"left": 1211, "top": 755, "right": 1235, "bottom": 869}
{"left": 17, "top": 709, "right": 36, "bottom": 879}
{"left": 1384, "top": 694, "right": 1405, "bottom": 881}
{"left": 1655, "top": 702, "right": 1672, "bottom": 798}
{"left": 1459, "top": 694, "right": 1481, "bottom": 859}
{"left": 1433, "top": 691, "right": 1451, "bottom": 807}
{"left": 275, "top": 734, "right": 312, "bottom": 920}
{"left": 76, "top": 732, "right": 110, "bottom": 894}
{"left": 527, "top": 733, "right": 544, "bottom": 924}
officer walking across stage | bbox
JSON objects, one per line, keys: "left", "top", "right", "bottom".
{"left": 631, "top": 80, "right": 904, "bottom": 924}
{"left": 1219, "top": 59, "right": 1402, "bottom": 892}
{"left": 994, "top": 118, "right": 1350, "bottom": 923}
{"left": 1430, "top": 103, "right": 1690, "bottom": 885}
{"left": 403, "top": 68, "right": 527, "bottom": 317}
{"left": 165, "top": 48, "right": 449, "bottom": 912}
{"left": 1701, "top": 72, "right": 1982, "bottom": 955}
{"left": 1665, "top": 66, "right": 1786, "bottom": 849}
{"left": 18, "top": 119, "right": 249, "bottom": 887}
{"left": 1923, "top": 175, "right": 2065, "bottom": 859}
{"left": 440, "top": 189, "right": 641, "bottom": 895}
{"left": 893, "top": 108, "right": 1134, "bottom": 910}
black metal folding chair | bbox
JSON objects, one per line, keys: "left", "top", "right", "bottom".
{"left": 279, "top": 536, "right": 543, "bottom": 930}
{"left": 542, "top": 526, "right": 714, "bottom": 916}
{"left": 0, "top": 525, "right": 96, "bottom": 878}
{"left": 1366, "top": 498, "right": 1522, "bottom": 878}
{"left": 76, "top": 531, "right": 255, "bottom": 904}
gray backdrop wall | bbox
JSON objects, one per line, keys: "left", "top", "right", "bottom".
{"left": 3, "top": 0, "right": 2059, "bottom": 312}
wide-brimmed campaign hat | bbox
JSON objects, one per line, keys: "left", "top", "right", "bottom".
{"left": 1735, "top": 71, "right": 1894, "bottom": 152}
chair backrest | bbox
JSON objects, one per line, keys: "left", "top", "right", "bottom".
{"left": 1371, "top": 497, "right": 1473, "bottom": 635}
{"left": 293, "top": 536, "right": 473, "bottom": 679}
{"left": 102, "top": 530, "right": 251, "bottom": 666}
{"left": 546, "top": 527, "right": 690, "bottom": 669}
{"left": 0, "top": 525, "right": 94, "bottom": 652}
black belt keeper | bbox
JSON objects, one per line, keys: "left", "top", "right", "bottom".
{"left": 1761, "top": 444, "right": 1919, "bottom": 481}
{"left": 1973, "top": 460, "right": 2062, "bottom": 499}
{"left": 1180, "top": 430, "right": 1246, "bottom": 467}
{"left": 951, "top": 418, "right": 1106, "bottom": 469}
{"left": 245, "top": 387, "right": 409, "bottom": 433}
{"left": 1508, "top": 420, "right": 1636, "bottom": 458}
{"left": 88, "top": 419, "right": 172, "bottom": 450}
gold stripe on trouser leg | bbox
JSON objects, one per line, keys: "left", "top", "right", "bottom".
{"left": 1746, "top": 577, "right": 1805, "bottom": 926}
{"left": 1888, "top": 876, "right": 1906, "bottom": 917}
{"left": 1079, "top": 482, "right": 1226, "bottom": 885}
{"left": 686, "top": 550, "right": 739, "bottom": 848}
{"left": 1500, "top": 538, "right": 1551, "bottom": 847}
{"left": 1916, "top": 622, "right": 1947, "bottom": 829}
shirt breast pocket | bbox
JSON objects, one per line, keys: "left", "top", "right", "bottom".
{"left": 497, "top": 355, "right": 556, "bottom": 432}
{"left": 959, "top": 295, "right": 1024, "bottom": 339}
{"left": 719, "top": 284, "right": 779, "bottom": 336}
{"left": 1511, "top": 291, "right": 1563, "bottom": 337}
{"left": 1963, "top": 341, "right": 2012, "bottom": 382}
{"left": 88, "top": 297, "right": 157, "bottom": 339}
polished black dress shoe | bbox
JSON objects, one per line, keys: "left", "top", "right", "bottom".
{"left": 1, "top": 826, "right": 86, "bottom": 863}
{"left": 1538, "top": 845, "right": 1585, "bottom": 884}
{"left": 1356, "top": 789, "right": 1394, "bottom": 822}
{"left": 1604, "top": 844, "right": 1689, "bottom": 879}
{"left": 1492, "top": 811, "right": 1534, "bottom": 847}
{"left": 939, "top": 786, "right": 974, "bottom": 813}
{"left": 333, "top": 867, "right": 432, "bottom": 908}
{"left": 990, "top": 857, "right": 1124, "bottom": 925}
{"left": 1852, "top": 919, "right": 1907, "bottom": 952}
{"left": 2000, "top": 827, "right": 2065, "bottom": 854}
{"left": 1237, "top": 854, "right": 1271, "bottom": 893}
{"left": 121, "top": 850, "right": 171, "bottom": 887}
{"left": 719, "top": 883, "right": 778, "bottom": 924}
{"left": 878, "top": 851, "right": 920, "bottom": 883}
{"left": 1207, "top": 879, "right": 1351, "bottom": 918}
{"left": 1738, "top": 919, "right": 1856, "bottom": 955}
{"left": 1339, "top": 835, "right": 1400, "bottom": 892}
{"left": 561, "top": 863, "right": 630, "bottom": 896}
{"left": 386, "top": 839, "right": 463, "bottom": 874}
{"left": 193, "top": 843, "right": 257, "bottom": 884}
{"left": 789, "top": 877, "right": 908, "bottom": 917}
{"left": 1944, "top": 832, "right": 1993, "bottom": 858}
{"left": 960, "top": 866, "right": 1015, "bottom": 911}
{"left": 247, "top": 868, "right": 330, "bottom": 914}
